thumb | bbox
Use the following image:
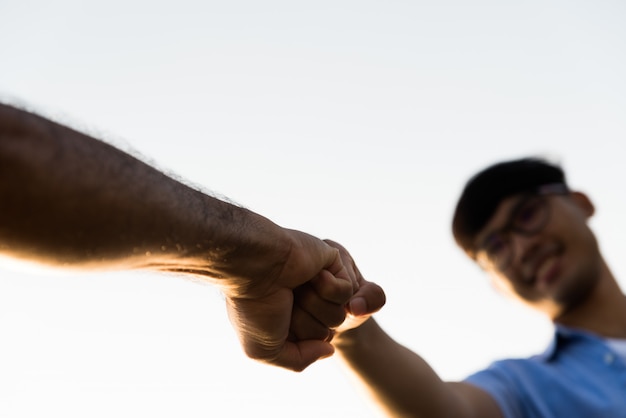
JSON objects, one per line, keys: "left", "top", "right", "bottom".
{"left": 346, "top": 280, "right": 386, "bottom": 317}
{"left": 275, "top": 340, "right": 335, "bottom": 372}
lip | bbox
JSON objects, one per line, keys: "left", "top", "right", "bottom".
{"left": 535, "top": 254, "right": 562, "bottom": 289}
{"left": 521, "top": 243, "right": 562, "bottom": 286}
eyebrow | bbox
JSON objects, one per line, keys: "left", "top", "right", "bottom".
{"left": 476, "top": 194, "right": 531, "bottom": 251}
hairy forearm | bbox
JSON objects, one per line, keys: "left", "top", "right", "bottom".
{"left": 334, "top": 319, "right": 476, "bottom": 418}
{"left": 0, "top": 103, "right": 356, "bottom": 371}
{"left": 0, "top": 104, "right": 288, "bottom": 293}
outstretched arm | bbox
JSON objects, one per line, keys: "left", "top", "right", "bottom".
{"left": 0, "top": 103, "right": 354, "bottom": 371}
{"left": 294, "top": 241, "right": 503, "bottom": 417}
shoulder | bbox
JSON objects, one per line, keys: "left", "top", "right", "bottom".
{"left": 463, "top": 357, "right": 551, "bottom": 418}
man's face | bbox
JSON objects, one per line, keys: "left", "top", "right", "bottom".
{"left": 473, "top": 191, "right": 601, "bottom": 319}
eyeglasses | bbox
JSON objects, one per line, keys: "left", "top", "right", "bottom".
{"left": 476, "top": 183, "right": 569, "bottom": 271}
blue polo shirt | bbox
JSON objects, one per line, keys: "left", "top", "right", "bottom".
{"left": 464, "top": 326, "right": 626, "bottom": 418}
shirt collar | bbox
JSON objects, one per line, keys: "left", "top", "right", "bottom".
{"left": 537, "top": 324, "right": 600, "bottom": 361}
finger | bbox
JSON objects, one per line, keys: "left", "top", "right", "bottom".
{"left": 347, "top": 280, "right": 386, "bottom": 317}
{"left": 324, "top": 239, "right": 359, "bottom": 292}
{"left": 273, "top": 340, "right": 335, "bottom": 372}
{"left": 278, "top": 230, "right": 348, "bottom": 290}
{"left": 323, "top": 243, "right": 386, "bottom": 317}
{"left": 309, "top": 269, "right": 354, "bottom": 305}
{"left": 294, "top": 282, "right": 347, "bottom": 327}
{"left": 321, "top": 240, "right": 359, "bottom": 293}
{"left": 290, "top": 303, "right": 333, "bottom": 341}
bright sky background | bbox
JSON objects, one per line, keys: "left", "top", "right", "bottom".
{"left": 1, "top": 1, "right": 625, "bottom": 417}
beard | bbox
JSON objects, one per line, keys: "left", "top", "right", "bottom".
{"left": 553, "top": 240, "right": 604, "bottom": 318}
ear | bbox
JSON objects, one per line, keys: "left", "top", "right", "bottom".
{"left": 570, "top": 191, "right": 595, "bottom": 218}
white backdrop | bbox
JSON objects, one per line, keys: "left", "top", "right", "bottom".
{"left": 1, "top": 1, "right": 625, "bottom": 417}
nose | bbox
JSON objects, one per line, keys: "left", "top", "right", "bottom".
{"left": 509, "top": 232, "right": 542, "bottom": 266}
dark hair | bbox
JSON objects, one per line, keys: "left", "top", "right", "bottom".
{"left": 452, "top": 157, "right": 567, "bottom": 256}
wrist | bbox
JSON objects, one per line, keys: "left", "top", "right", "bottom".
{"left": 173, "top": 194, "right": 292, "bottom": 298}
{"left": 214, "top": 210, "right": 292, "bottom": 299}
{"left": 333, "top": 317, "right": 379, "bottom": 351}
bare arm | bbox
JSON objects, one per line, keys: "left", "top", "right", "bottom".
{"left": 334, "top": 319, "right": 502, "bottom": 418}
{"left": 0, "top": 103, "right": 275, "bottom": 280}
{"left": 0, "top": 103, "right": 354, "bottom": 371}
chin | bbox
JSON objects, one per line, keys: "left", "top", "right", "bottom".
{"left": 555, "top": 274, "right": 598, "bottom": 314}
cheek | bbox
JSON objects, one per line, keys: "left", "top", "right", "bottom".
{"left": 559, "top": 220, "right": 599, "bottom": 259}
{"left": 551, "top": 205, "right": 596, "bottom": 247}
{"left": 562, "top": 229, "right": 601, "bottom": 282}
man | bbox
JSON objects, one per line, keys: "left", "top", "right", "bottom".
{"left": 0, "top": 102, "right": 385, "bottom": 372}
{"left": 297, "top": 158, "right": 626, "bottom": 417}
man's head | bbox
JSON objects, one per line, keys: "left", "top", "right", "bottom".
{"left": 452, "top": 157, "right": 602, "bottom": 319}
{"left": 452, "top": 158, "right": 567, "bottom": 257}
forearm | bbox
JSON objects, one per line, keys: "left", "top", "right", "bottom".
{"left": 0, "top": 103, "right": 356, "bottom": 371}
{"left": 0, "top": 104, "right": 288, "bottom": 293}
{"left": 334, "top": 319, "right": 471, "bottom": 418}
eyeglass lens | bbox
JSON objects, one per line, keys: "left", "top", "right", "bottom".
{"left": 484, "top": 195, "right": 549, "bottom": 270}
